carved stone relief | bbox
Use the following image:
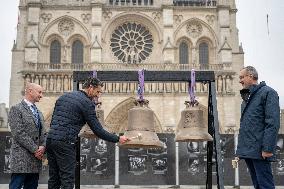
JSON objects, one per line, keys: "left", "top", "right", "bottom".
{"left": 41, "top": 13, "right": 52, "bottom": 23}
{"left": 62, "top": 45, "right": 70, "bottom": 62}
{"left": 58, "top": 18, "right": 74, "bottom": 36}
{"left": 42, "top": 0, "right": 48, "bottom": 5}
{"left": 23, "top": 73, "right": 73, "bottom": 94}
{"left": 44, "top": 0, "right": 89, "bottom": 6}
{"left": 205, "top": 15, "right": 215, "bottom": 25}
{"left": 81, "top": 13, "right": 91, "bottom": 24}
{"left": 22, "top": 73, "right": 234, "bottom": 95}
{"left": 186, "top": 21, "right": 203, "bottom": 38}
{"left": 225, "top": 75, "right": 233, "bottom": 92}
{"left": 192, "top": 47, "right": 197, "bottom": 64}
{"left": 152, "top": 12, "right": 162, "bottom": 22}
{"left": 217, "top": 75, "right": 223, "bottom": 92}
{"left": 174, "top": 15, "right": 183, "bottom": 25}
{"left": 216, "top": 75, "right": 234, "bottom": 93}
{"left": 20, "top": 0, "right": 27, "bottom": 5}
{"left": 103, "top": 11, "right": 112, "bottom": 21}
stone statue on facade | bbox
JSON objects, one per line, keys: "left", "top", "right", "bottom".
{"left": 127, "top": 47, "right": 138, "bottom": 64}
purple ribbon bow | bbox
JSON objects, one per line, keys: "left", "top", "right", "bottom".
{"left": 138, "top": 69, "right": 145, "bottom": 100}
{"left": 189, "top": 69, "right": 196, "bottom": 104}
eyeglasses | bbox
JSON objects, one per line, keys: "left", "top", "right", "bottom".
{"left": 239, "top": 74, "right": 252, "bottom": 80}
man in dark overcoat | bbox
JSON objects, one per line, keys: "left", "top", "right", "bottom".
{"left": 236, "top": 66, "right": 280, "bottom": 189}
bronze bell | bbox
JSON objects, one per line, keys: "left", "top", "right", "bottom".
{"left": 120, "top": 99, "right": 164, "bottom": 149}
{"left": 175, "top": 101, "right": 213, "bottom": 142}
{"left": 79, "top": 102, "right": 106, "bottom": 139}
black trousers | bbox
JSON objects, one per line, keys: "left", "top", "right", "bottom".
{"left": 245, "top": 158, "right": 275, "bottom": 189}
{"left": 46, "top": 139, "right": 76, "bottom": 189}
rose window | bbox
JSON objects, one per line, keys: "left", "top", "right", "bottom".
{"left": 110, "top": 23, "right": 153, "bottom": 64}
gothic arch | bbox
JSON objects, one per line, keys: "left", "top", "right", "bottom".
{"left": 67, "top": 34, "right": 89, "bottom": 47}
{"left": 40, "top": 15, "right": 91, "bottom": 45}
{"left": 101, "top": 12, "right": 163, "bottom": 43}
{"left": 176, "top": 37, "right": 193, "bottom": 47}
{"left": 174, "top": 17, "right": 218, "bottom": 47}
{"left": 196, "top": 36, "right": 215, "bottom": 65}
{"left": 45, "top": 34, "right": 65, "bottom": 46}
{"left": 67, "top": 34, "right": 90, "bottom": 64}
{"left": 105, "top": 97, "right": 163, "bottom": 133}
{"left": 175, "top": 37, "right": 193, "bottom": 65}
{"left": 196, "top": 36, "right": 213, "bottom": 48}
{"left": 41, "top": 34, "right": 65, "bottom": 64}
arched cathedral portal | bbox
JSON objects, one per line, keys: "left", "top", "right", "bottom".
{"left": 105, "top": 97, "right": 163, "bottom": 133}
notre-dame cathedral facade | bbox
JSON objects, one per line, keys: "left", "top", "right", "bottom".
{"left": 9, "top": 0, "right": 245, "bottom": 134}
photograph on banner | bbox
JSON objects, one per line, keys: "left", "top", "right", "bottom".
{"left": 94, "top": 138, "right": 107, "bottom": 155}
{"left": 80, "top": 154, "right": 87, "bottom": 172}
{"left": 81, "top": 138, "right": 91, "bottom": 154}
{"left": 90, "top": 157, "right": 107, "bottom": 175}
{"left": 152, "top": 157, "right": 167, "bottom": 175}
{"left": 128, "top": 155, "right": 147, "bottom": 175}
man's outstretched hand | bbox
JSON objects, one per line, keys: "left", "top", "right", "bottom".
{"left": 119, "top": 136, "right": 130, "bottom": 144}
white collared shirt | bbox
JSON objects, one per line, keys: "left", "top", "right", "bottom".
{"left": 24, "top": 99, "right": 34, "bottom": 112}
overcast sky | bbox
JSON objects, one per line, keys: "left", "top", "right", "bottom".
{"left": 0, "top": 0, "right": 283, "bottom": 108}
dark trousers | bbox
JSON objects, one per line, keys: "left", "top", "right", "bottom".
{"left": 9, "top": 173, "right": 39, "bottom": 189}
{"left": 46, "top": 139, "right": 76, "bottom": 189}
{"left": 245, "top": 158, "right": 275, "bottom": 189}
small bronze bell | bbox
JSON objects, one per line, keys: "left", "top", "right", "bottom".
{"left": 175, "top": 101, "right": 213, "bottom": 142}
{"left": 79, "top": 102, "right": 106, "bottom": 139}
{"left": 120, "top": 99, "right": 164, "bottom": 149}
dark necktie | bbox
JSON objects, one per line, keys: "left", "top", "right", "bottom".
{"left": 31, "top": 104, "right": 40, "bottom": 128}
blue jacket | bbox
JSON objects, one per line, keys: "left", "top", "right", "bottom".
{"left": 236, "top": 81, "right": 280, "bottom": 161}
{"left": 47, "top": 90, "right": 119, "bottom": 143}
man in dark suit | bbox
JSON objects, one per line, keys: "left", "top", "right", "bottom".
{"left": 8, "top": 83, "right": 47, "bottom": 189}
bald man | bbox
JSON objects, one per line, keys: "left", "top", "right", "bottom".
{"left": 8, "top": 83, "right": 47, "bottom": 189}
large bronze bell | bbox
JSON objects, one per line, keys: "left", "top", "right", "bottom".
{"left": 79, "top": 102, "right": 106, "bottom": 139}
{"left": 120, "top": 99, "right": 164, "bottom": 149}
{"left": 175, "top": 101, "right": 213, "bottom": 142}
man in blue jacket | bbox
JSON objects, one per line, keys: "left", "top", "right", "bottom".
{"left": 236, "top": 66, "right": 280, "bottom": 189}
{"left": 46, "top": 77, "right": 129, "bottom": 189}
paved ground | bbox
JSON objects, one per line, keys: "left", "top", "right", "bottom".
{"left": 1, "top": 185, "right": 283, "bottom": 189}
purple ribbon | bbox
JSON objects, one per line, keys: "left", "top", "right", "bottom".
{"left": 138, "top": 69, "right": 145, "bottom": 100}
{"left": 93, "top": 70, "right": 97, "bottom": 78}
{"left": 189, "top": 69, "right": 196, "bottom": 103}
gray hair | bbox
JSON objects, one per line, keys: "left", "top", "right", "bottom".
{"left": 243, "top": 66, "right": 258, "bottom": 80}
